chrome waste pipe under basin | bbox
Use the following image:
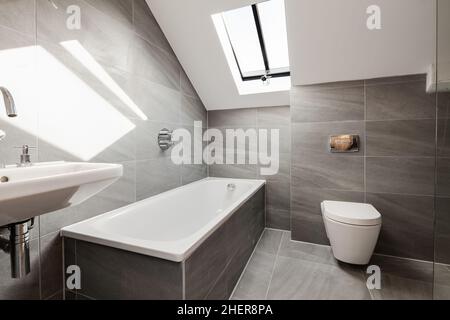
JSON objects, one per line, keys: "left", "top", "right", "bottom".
{"left": 0, "top": 219, "right": 34, "bottom": 279}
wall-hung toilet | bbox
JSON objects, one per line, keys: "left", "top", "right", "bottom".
{"left": 321, "top": 201, "right": 382, "bottom": 265}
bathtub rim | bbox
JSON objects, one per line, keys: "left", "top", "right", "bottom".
{"left": 60, "top": 177, "right": 266, "bottom": 262}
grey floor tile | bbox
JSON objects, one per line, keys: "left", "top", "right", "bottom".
{"left": 267, "top": 256, "right": 370, "bottom": 300}
{"left": 278, "top": 232, "right": 335, "bottom": 266}
{"left": 434, "top": 264, "right": 450, "bottom": 300}
{"left": 255, "top": 229, "right": 284, "bottom": 255}
{"left": 369, "top": 274, "right": 432, "bottom": 300}
{"left": 231, "top": 251, "right": 276, "bottom": 300}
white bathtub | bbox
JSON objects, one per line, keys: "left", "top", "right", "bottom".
{"left": 61, "top": 178, "right": 265, "bottom": 262}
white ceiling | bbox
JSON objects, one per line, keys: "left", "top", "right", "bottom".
{"left": 146, "top": 0, "right": 289, "bottom": 111}
{"left": 286, "top": 0, "right": 436, "bottom": 85}
{"left": 147, "top": 0, "right": 436, "bottom": 111}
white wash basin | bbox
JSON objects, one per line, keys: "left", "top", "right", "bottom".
{"left": 0, "top": 162, "right": 123, "bottom": 226}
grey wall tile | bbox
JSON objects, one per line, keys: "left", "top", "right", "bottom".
{"left": 40, "top": 232, "right": 63, "bottom": 299}
{"left": 437, "top": 92, "right": 450, "bottom": 119}
{"left": 366, "top": 120, "right": 436, "bottom": 157}
{"left": 84, "top": 0, "right": 133, "bottom": 25}
{"left": 437, "top": 157, "right": 450, "bottom": 196}
{"left": 208, "top": 108, "right": 257, "bottom": 128}
{"left": 127, "top": 34, "right": 181, "bottom": 90}
{"left": 292, "top": 155, "right": 364, "bottom": 191}
{"left": 257, "top": 106, "right": 290, "bottom": 127}
{"left": 181, "top": 164, "right": 207, "bottom": 185}
{"left": 435, "top": 197, "right": 450, "bottom": 264}
{"left": 366, "top": 80, "right": 436, "bottom": 120}
{"left": 133, "top": 0, "right": 173, "bottom": 55}
{"left": 180, "top": 95, "right": 207, "bottom": 126}
{"left": 135, "top": 120, "right": 173, "bottom": 161}
{"left": 367, "top": 193, "right": 434, "bottom": 260}
{"left": 438, "top": 119, "right": 450, "bottom": 157}
{"left": 291, "top": 85, "right": 364, "bottom": 123}
{"left": 266, "top": 180, "right": 290, "bottom": 213}
{"left": 0, "top": 0, "right": 36, "bottom": 36}
{"left": 266, "top": 208, "right": 290, "bottom": 230}
{"left": 209, "top": 164, "right": 258, "bottom": 179}
{"left": 0, "top": 238, "right": 40, "bottom": 300}
{"left": 366, "top": 157, "right": 435, "bottom": 195}
{"left": 37, "top": 0, "right": 134, "bottom": 72}
{"left": 291, "top": 186, "right": 364, "bottom": 244}
{"left": 126, "top": 75, "right": 181, "bottom": 123}
{"left": 136, "top": 158, "right": 181, "bottom": 200}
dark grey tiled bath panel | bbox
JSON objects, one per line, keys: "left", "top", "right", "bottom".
{"left": 64, "top": 186, "right": 265, "bottom": 300}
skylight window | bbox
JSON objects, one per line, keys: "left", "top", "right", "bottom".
{"left": 220, "top": 0, "right": 290, "bottom": 82}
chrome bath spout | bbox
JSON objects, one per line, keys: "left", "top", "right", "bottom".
{"left": 0, "top": 87, "right": 17, "bottom": 118}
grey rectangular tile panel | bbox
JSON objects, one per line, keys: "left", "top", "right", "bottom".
{"left": 136, "top": 158, "right": 181, "bottom": 201}
{"left": 37, "top": 0, "right": 134, "bottom": 72}
{"left": 291, "top": 155, "right": 364, "bottom": 191}
{"left": 0, "top": 239, "right": 40, "bottom": 300}
{"left": 180, "top": 95, "right": 207, "bottom": 126}
{"left": 208, "top": 108, "right": 258, "bottom": 128}
{"left": 209, "top": 164, "right": 258, "bottom": 179}
{"left": 0, "top": 0, "right": 36, "bottom": 36}
{"left": 366, "top": 80, "right": 436, "bottom": 120}
{"left": 257, "top": 106, "right": 291, "bottom": 127}
{"left": 40, "top": 232, "right": 63, "bottom": 299}
{"left": 366, "top": 157, "right": 435, "bottom": 195}
{"left": 266, "top": 180, "right": 290, "bottom": 212}
{"left": 133, "top": 0, "right": 174, "bottom": 55}
{"left": 366, "top": 119, "right": 436, "bottom": 157}
{"left": 435, "top": 197, "right": 450, "bottom": 264}
{"left": 366, "top": 193, "right": 434, "bottom": 260}
{"left": 84, "top": 0, "right": 133, "bottom": 25}
{"left": 127, "top": 34, "right": 181, "bottom": 90}
{"left": 266, "top": 208, "right": 290, "bottom": 230}
{"left": 437, "top": 157, "right": 450, "bottom": 197}
{"left": 291, "top": 85, "right": 364, "bottom": 123}
{"left": 76, "top": 240, "right": 183, "bottom": 300}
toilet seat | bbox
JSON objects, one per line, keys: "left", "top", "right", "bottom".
{"left": 322, "top": 201, "right": 382, "bottom": 226}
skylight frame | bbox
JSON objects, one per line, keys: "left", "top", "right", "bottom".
{"left": 223, "top": 2, "right": 291, "bottom": 82}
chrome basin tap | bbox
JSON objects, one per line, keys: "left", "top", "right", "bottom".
{"left": 0, "top": 87, "right": 17, "bottom": 167}
{"left": 0, "top": 87, "right": 17, "bottom": 118}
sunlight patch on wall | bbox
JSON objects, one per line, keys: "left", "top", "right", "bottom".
{"left": 0, "top": 45, "right": 135, "bottom": 161}
{"left": 60, "top": 40, "right": 148, "bottom": 121}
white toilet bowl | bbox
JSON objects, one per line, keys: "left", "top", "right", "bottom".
{"left": 321, "top": 201, "right": 382, "bottom": 265}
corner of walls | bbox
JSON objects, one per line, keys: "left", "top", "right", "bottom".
{"left": 0, "top": 0, "right": 207, "bottom": 300}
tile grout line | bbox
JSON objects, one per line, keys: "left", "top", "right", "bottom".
{"left": 264, "top": 231, "right": 285, "bottom": 300}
